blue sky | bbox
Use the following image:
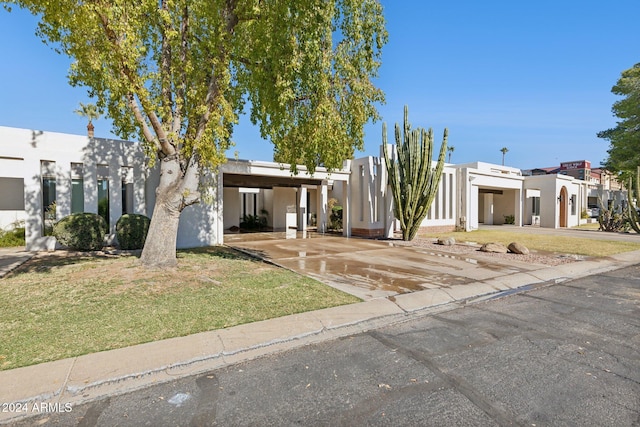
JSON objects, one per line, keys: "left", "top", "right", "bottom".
{"left": 0, "top": 1, "right": 638, "bottom": 170}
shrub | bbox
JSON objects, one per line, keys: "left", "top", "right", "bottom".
{"left": 116, "top": 214, "right": 151, "bottom": 250}
{"left": 330, "top": 205, "right": 343, "bottom": 230}
{"left": 580, "top": 208, "right": 589, "bottom": 220}
{"left": 0, "top": 224, "right": 26, "bottom": 247}
{"left": 503, "top": 214, "right": 515, "bottom": 225}
{"left": 53, "top": 213, "right": 107, "bottom": 251}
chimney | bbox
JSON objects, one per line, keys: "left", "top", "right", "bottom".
{"left": 87, "top": 122, "right": 95, "bottom": 139}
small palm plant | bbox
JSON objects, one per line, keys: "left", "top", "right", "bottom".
{"left": 74, "top": 102, "right": 100, "bottom": 136}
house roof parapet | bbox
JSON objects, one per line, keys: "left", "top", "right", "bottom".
{"left": 220, "top": 158, "right": 351, "bottom": 182}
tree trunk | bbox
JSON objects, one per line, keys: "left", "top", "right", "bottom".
{"left": 139, "top": 198, "right": 182, "bottom": 268}
{"left": 139, "top": 155, "right": 199, "bottom": 268}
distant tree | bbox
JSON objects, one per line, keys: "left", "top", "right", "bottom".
{"left": 74, "top": 102, "right": 100, "bottom": 125}
{"left": 4, "top": 0, "right": 387, "bottom": 268}
{"left": 598, "top": 63, "right": 640, "bottom": 182}
{"left": 383, "top": 106, "right": 448, "bottom": 241}
{"left": 500, "top": 147, "right": 509, "bottom": 165}
{"left": 74, "top": 102, "right": 100, "bottom": 137}
{"left": 447, "top": 145, "right": 455, "bottom": 163}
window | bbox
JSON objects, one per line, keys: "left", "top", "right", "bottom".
{"left": 120, "top": 166, "right": 134, "bottom": 215}
{"left": 571, "top": 195, "right": 576, "bottom": 215}
{"left": 42, "top": 178, "right": 56, "bottom": 218}
{"left": 0, "top": 178, "right": 25, "bottom": 210}
{"left": 532, "top": 197, "right": 540, "bottom": 216}
{"left": 98, "top": 179, "right": 109, "bottom": 226}
{"left": 121, "top": 182, "right": 133, "bottom": 214}
{"left": 71, "top": 163, "right": 84, "bottom": 213}
{"left": 41, "top": 161, "right": 56, "bottom": 235}
{"left": 97, "top": 165, "right": 110, "bottom": 227}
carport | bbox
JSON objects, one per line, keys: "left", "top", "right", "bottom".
{"left": 456, "top": 162, "right": 524, "bottom": 230}
{"left": 219, "top": 159, "right": 351, "bottom": 242}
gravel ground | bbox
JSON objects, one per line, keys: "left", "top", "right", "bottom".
{"left": 394, "top": 237, "right": 585, "bottom": 266}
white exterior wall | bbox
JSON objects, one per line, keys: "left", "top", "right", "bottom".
{"left": 0, "top": 126, "right": 146, "bottom": 250}
{"left": 272, "top": 187, "right": 297, "bottom": 231}
{"left": 349, "top": 156, "right": 385, "bottom": 235}
{"left": 176, "top": 181, "right": 221, "bottom": 248}
{"left": 223, "top": 187, "right": 241, "bottom": 229}
{"left": 421, "top": 166, "right": 457, "bottom": 229}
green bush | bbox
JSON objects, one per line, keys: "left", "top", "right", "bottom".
{"left": 0, "top": 226, "right": 26, "bottom": 247}
{"left": 503, "top": 214, "right": 515, "bottom": 225}
{"left": 330, "top": 205, "right": 343, "bottom": 230}
{"left": 53, "top": 213, "right": 107, "bottom": 251}
{"left": 116, "top": 214, "right": 151, "bottom": 250}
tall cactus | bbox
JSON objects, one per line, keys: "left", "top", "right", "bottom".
{"left": 383, "top": 106, "right": 448, "bottom": 241}
{"left": 626, "top": 166, "right": 640, "bottom": 234}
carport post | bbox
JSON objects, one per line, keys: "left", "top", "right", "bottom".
{"left": 319, "top": 181, "right": 328, "bottom": 233}
{"left": 297, "top": 186, "right": 307, "bottom": 232}
{"left": 342, "top": 180, "right": 350, "bottom": 237}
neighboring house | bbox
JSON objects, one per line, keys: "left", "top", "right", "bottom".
{"left": 0, "top": 126, "right": 627, "bottom": 251}
{"left": 523, "top": 160, "right": 625, "bottom": 214}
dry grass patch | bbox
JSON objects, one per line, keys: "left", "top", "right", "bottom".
{"left": 421, "top": 229, "right": 640, "bottom": 257}
{"left": 0, "top": 247, "right": 359, "bottom": 370}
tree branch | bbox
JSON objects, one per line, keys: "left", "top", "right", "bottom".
{"left": 127, "top": 93, "right": 159, "bottom": 151}
{"left": 160, "top": 0, "right": 174, "bottom": 128}
{"left": 94, "top": 7, "right": 175, "bottom": 156}
{"left": 194, "top": 0, "right": 239, "bottom": 141}
{"left": 172, "top": 4, "right": 189, "bottom": 136}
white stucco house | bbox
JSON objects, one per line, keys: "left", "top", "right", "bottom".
{"left": 0, "top": 126, "right": 625, "bottom": 251}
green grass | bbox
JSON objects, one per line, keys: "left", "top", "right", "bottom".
{"left": 0, "top": 247, "right": 359, "bottom": 371}
{"left": 421, "top": 229, "right": 640, "bottom": 257}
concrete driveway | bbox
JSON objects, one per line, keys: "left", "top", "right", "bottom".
{"left": 226, "top": 233, "right": 546, "bottom": 301}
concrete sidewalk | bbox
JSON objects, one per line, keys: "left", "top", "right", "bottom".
{"left": 0, "top": 247, "right": 35, "bottom": 279}
{"left": 1, "top": 242, "right": 639, "bottom": 424}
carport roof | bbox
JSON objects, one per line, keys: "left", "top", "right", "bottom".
{"left": 220, "top": 158, "right": 350, "bottom": 189}
{"left": 223, "top": 173, "right": 324, "bottom": 188}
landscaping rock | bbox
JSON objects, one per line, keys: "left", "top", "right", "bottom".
{"left": 508, "top": 242, "right": 530, "bottom": 255}
{"left": 479, "top": 242, "right": 508, "bottom": 253}
{"left": 437, "top": 237, "right": 456, "bottom": 246}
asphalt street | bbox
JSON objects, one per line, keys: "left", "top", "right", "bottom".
{"left": 12, "top": 264, "right": 640, "bottom": 427}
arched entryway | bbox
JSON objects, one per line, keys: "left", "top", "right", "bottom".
{"left": 559, "top": 186, "right": 568, "bottom": 228}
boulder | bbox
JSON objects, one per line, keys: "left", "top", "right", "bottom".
{"left": 508, "top": 242, "right": 530, "bottom": 255}
{"left": 479, "top": 242, "right": 508, "bottom": 253}
{"left": 437, "top": 237, "right": 456, "bottom": 246}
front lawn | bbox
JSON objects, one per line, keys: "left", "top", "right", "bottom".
{"left": 0, "top": 247, "right": 359, "bottom": 370}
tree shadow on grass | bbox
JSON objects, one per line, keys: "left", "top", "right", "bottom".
{"left": 6, "top": 246, "right": 267, "bottom": 279}
{"left": 6, "top": 250, "right": 140, "bottom": 277}
{"left": 178, "top": 246, "right": 265, "bottom": 261}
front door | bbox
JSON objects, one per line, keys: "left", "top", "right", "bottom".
{"left": 559, "top": 186, "right": 568, "bottom": 228}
